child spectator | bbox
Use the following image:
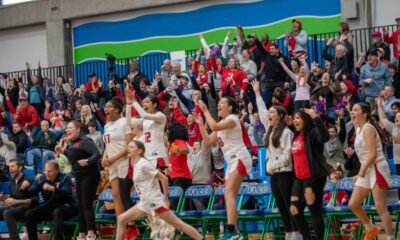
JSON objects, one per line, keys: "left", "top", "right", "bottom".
{"left": 324, "top": 171, "right": 348, "bottom": 207}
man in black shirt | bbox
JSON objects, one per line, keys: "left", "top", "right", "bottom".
{"left": 0, "top": 159, "right": 36, "bottom": 240}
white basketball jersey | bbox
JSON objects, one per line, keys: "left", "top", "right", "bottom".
{"left": 216, "top": 114, "right": 251, "bottom": 163}
{"left": 142, "top": 112, "right": 168, "bottom": 160}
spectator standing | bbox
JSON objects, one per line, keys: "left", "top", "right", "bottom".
{"left": 322, "top": 38, "right": 353, "bottom": 80}
{"left": 26, "top": 62, "right": 45, "bottom": 115}
{"left": 367, "top": 31, "right": 391, "bottom": 61}
{"left": 383, "top": 17, "right": 400, "bottom": 60}
{"left": 256, "top": 39, "right": 291, "bottom": 108}
{"left": 284, "top": 20, "right": 308, "bottom": 59}
{"left": 290, "top": 108, "right": 329, "bottom": 240}
{"left": 167, "top": 122, "right": 192, "bottom": 209}
{"left": 55, "top": 120, "right": 101, "bottom": 240}
{"left": 253, "top": 81, "right": 301, "bottom": 240}
{"left": 360, "top": 51, "right": 393, "bottom": 111}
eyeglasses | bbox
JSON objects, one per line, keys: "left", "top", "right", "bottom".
{"left": 19, "top": 99, "right": 27, "bottom": 102}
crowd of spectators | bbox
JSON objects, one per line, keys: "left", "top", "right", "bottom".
{"left": 0, "top": 17, "right": 399, "bottom": 239}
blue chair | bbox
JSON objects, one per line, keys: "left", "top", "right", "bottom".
{"left": 168, "top": 186, "right": 184, "bottom": 212}
{"left": 238, "top": 183, "right": 272, "bottom": 239}
{"left": 95, "top": 189, "right": 116, "bottom": 240}
{"left": 201, "top": 185, "right": 245, "bottom": 239}
{"left": 387, "top": 175, "right": 400, "bottom": 238}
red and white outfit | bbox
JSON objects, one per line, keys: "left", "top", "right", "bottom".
{"left": 217, "top": 114, "right": 252, "bottom": 180}
{"left": 104, "top": 117, "right": 132, "bottom": 180}
{"left": 210, "top": 56, "right": 248, "bottom": 94}
{"left": 132, "top": 102, "right": 168, "bottom": 168}
{"left": 133, "top": 157, "right": 169, "bottom": 215}
{"left": 354, "top": 123, "right": 390, "bottom": 189}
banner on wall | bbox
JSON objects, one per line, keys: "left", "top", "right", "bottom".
{"left": 72, "top": 0, "right": 341, "bottom": 64}
{"left": 170, "top": 51, "right": 187, "bottom": 72}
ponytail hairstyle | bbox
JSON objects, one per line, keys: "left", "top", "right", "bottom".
{"left": 265, "top": 106, "right": 288, "bottom": 148}
{"left": 132, "top": 140, "right": 146, "bottom": 157}
{"left": 222, "top": 96, "right": 239, "bottom": 115}
{"left": 355, "top": 103, "right": 385, "bottom": 147}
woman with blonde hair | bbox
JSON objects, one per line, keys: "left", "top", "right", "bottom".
{"left": 80, "top": 105, "right": 95, "bottom": 134}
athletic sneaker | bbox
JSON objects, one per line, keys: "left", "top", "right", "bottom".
{"left": 363, "top": 225, "right": 380, "bottom": 240}
{"left": 150, "top": 217, "right": 164, "bottom": 239}
{"left": 217, "top": 231, "right": 243, "bottom": 240}
{"left": 125, "top": 226, "right": 140, "bottom": 240}
{"left": 159, "top": 221, "right": 175, "bottom": 240}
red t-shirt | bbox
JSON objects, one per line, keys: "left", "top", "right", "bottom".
{"left": 292, "top": 134, "right": 312, "bottom": 179}
{"left": 169, "top": 139, "right": 192, "bottom": 180}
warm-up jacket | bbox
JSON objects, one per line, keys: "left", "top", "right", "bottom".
{"left": 64, "top": 135, "right": 101, "bottom": 178}
{"left": 26, "top": 173, "right": 76, "bottom": 209}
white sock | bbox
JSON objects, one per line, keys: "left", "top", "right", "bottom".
{"left": 386, "top": 235, "right": 395, "bottom": 240}
{"left": 365, "top": 222, "right": 374, "bottom": 231}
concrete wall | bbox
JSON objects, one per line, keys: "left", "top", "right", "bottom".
{"left": 0, "top": 24, "right": 48, "bottom": 72}
{"left": 0, "top": 0, "right": 197, "bottom": 70}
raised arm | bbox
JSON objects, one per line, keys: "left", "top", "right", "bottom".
{"left": 198, "top": 100, "right": 235, "bottom": 132}
{"left": 125, "top": 87, "right": 165, "bottom": 124}
{"left": 199, "top": 34, "right": 211, "bottom": 58}
{"left": 278, "top": 57, "right": 298, "bottom": 82}
{"left": 221, "top": 31, "right": 231, "bottom": 58}
{"left": 126, "top": 104, "right": 144, "bottom": 127}
{"left": 251, "top": 80, "right": 269, "bottom": 129}
{"left": 376, "top": 97, "right": 392, "bottom": 130}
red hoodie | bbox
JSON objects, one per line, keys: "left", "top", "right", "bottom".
{"left": 14, "top": 105, "right": 41, "bottom": 127}
{"left": 384, "top": 29, "right": 400, "bottom": 59}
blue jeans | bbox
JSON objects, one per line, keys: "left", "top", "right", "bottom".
{"left": 26, "top": 148, "right": 55, "bottom": 172}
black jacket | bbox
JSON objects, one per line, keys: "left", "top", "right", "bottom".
{"left": 9, "top": 173, "right": 37, "bottom": 207}
{"left": 293, "top": 118, "right": 330, "bottom": 179}
{"left": 322, "top": 40, "right": 354, "bottom": 79}
{"left": 27, "top": 172, "right": 76, "bottom": 208}
{"left": 64, "top": 135, "right": 100, "bottom": 178}
{"left": 9, "top": 130, "right": 28, "bottom": 154}
{"left": 255, "top": 39, "right": 291, "bottom": 85}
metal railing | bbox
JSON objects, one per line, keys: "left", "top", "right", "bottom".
{"left": 4, "top": 24, "right": 398, "bottom": 87}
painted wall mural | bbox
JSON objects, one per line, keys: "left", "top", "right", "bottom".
{"left": 72, "top": 0, "right": 341, "bottom": 64}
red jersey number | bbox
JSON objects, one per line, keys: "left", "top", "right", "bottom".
{"left": 144, "top": 132, "right": 151, "bottom": 143}
{"left": 103, "top": 134, "right": 111, "bottom": 144}
{"left": 217, "top": 137, "right": 224, "bottom": 147}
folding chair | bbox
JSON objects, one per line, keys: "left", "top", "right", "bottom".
{"left": 201, "top": 185, "right": 245, "bottom": 239}
{"left": 175, "top": 185, "right": 214, "bottom": 239}
{"left": 94, "top": 189, "right": 116, "bottom": 240}
{"left": 238, "top": 183, "right": 272, "bottom": 240}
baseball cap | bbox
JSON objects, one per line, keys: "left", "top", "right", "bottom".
{"left": 372, "top": 31, "right": 382, "bottom": 37}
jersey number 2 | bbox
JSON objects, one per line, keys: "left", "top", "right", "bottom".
{"left": 145, "top": 132, "right": 151, "bottom": 143}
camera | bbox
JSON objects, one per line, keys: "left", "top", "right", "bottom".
{"left": 105, "top": 53, "right": 116, "bottom": 72}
